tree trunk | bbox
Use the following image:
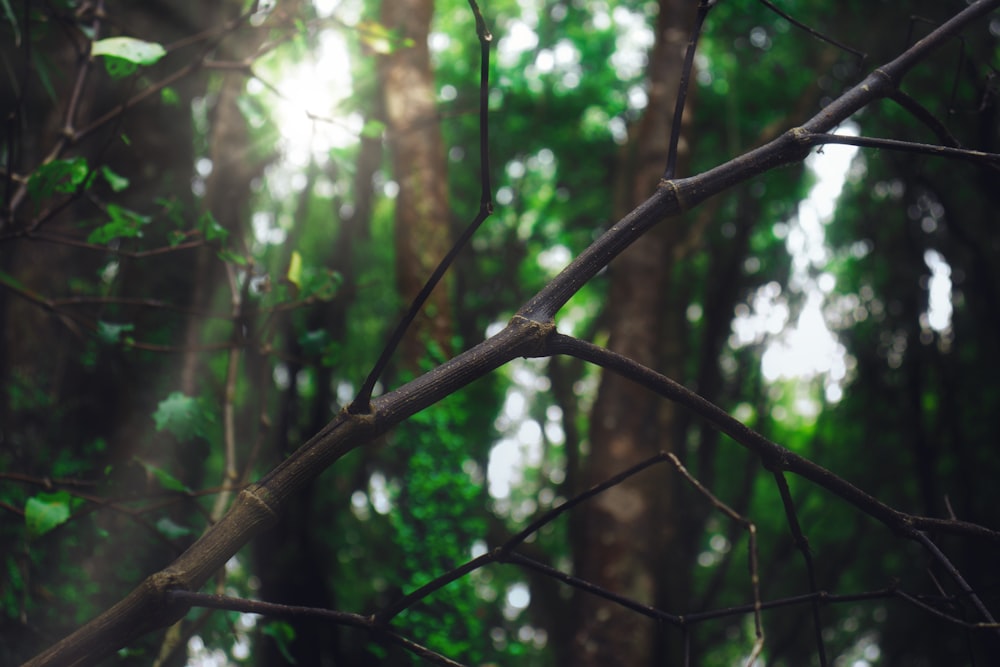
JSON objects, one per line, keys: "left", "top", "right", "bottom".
{"left": 379, "top": 0, "right": 454, "bottom": 370}
{"left": 571, "top": 1, "right": 698, "bottom": 664}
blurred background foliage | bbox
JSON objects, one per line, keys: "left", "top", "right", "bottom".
{"left": 1, "top": 0, "right": 998, "bottom": 665}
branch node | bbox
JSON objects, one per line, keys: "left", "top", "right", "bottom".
{"left": 871, "top": 67, "right": 894, "bottom": 85}
{"left": 342, "top": 404, "right": 379, "bottom": 427}
{"left": 509, "top": 314, "right": 556, "bottom": 357}
{"left": 146, "top": 570, "right": 196, "bottom": 627}
{"left": 657, "top": 178, "right": 685, "bottom": 211}
{"left": 789, "top": 126, "right": 811, "bottom": 147}
{"left": 239, "top": 485, "right": 279, "bottom": 520}
{"left": 346, "top": 397, "right": 373, "bottom": 416}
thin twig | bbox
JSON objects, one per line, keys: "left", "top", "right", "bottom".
{"left": 349, "top": 0, "right": 493, "bottom": 413}
{"left": 545, "top": 332, "right": 1000, "bottom": 544}
{"left": 374, "top": 452, "right": 668, "bottom": 624}
{"left": 756, "top": 0, "right": 866, "bottom": 65}
{"left": 663, "top": 0, "right": 713, "bottom": 180}
{"left": 665, "top": 453, "right": 764, "bottom": 666}
{"left": 771, "top": 471, "right": 827, "bottom": 667}
{"left": 805, "top": 131, "right": 1000, "bottom": 169}
{"left": 167, "top": 591, "right": 469, "bottom": 667}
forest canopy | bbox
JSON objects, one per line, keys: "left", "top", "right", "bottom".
{"left": 2, "top": 1, "right": 999, "bottom": 666}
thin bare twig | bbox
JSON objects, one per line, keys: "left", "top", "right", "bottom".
{"left": 350, "top": 0, "right": 494, "bottom": 413}
{"left": 805, "top": 131, "right": 1000, "bottom": 170}
{"left": 663, "top": 0, "right": 714, "bottom": 180}
{"left": 665, "top": 453, "right": 764, "bottom": 666}
{"left": 167, "top": 591, "right": 469, "bottom": 667}
{"left": 771, "top": 471, "right": 827, "bottom": 667}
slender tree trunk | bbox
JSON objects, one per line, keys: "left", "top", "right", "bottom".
{"left": 379, "top": 0, "right": 454, "bottom": 368}
{"left": 571, "top": 1, "right": 698, "bottom": 664}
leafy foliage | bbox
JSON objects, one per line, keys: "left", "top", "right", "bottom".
{"left": 27, "top": 158, "right": 90, "bottom": 201}
{"left": 24, "top": 492, "right": 75, "bottom": 539}
{"left": 151, "top": 391, "right": 214, "bottom": 442}
{"left": 91, "top": 37, "right": 166, "bottom": 78}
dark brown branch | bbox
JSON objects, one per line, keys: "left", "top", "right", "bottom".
{"left": 806, "top": 131, "right": 1000, "bottom": 169}
{"left": 666, "top": 453, "right": 764, "bottom": 664}
{"left": 663, "top": 0, "right": 713, "bottom": 180}
{"left": 888, "top": 89, "right": 964, "bottom": 147}
{"left": 756, "top": 0, "right": 866, "bottom": 64}
{"left": 508, "top": 550, "right": 682, "bottom": 625}
{"left": 544, "top": 332, "right": 1000, "bottom": 544}
{"left": 772, "top": 471, "right": 828, "bottom": 667}
{"left": 914, "top": 532, "right": 999, "bottom": 630}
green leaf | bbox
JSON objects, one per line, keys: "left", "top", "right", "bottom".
{"left": 156, "top": 517, "right": 194, "bottom": 540}
{"left": 199, "top": 211, "right": 228, "bottom": 242}
{"left": 96, "top": 320, "right": 134, "bottom": 344}
{"left": 360, "top": 119, "right": 386, "bottom": 138}
{"left": 287, "top": 250, "right": 303, "bottom": 288}
{"left": 262, "top": 621, "right": 297, "bottom": 664}
{"left": 100, "top": 165, "right": 129, "bottom": 192}
{"left": 135, "top": 459, "right": 191, "bottom": 493}
{"left": 0, "top": 268, "right": 29, "bottom": 293}
{"left": 87, "top": 204, "right": 151, "bottom": 244}
{"left": 156, "top": 197, "right": 186, "bottom": 228}
{"left": 152, "top": 391, "right": 202, "bottom": 441}
{"left": 218, "top": 249, "right": 247, "bottom": 266}
{"left": 27, "top": 157, "right": 89, "bottom": 201}
{"left": 356, "top": 20, "right": 413, "bottom": 54}
{"left": 25, "top": 491, "right": 73, "bottom": 538}
{"left": 1, "top": 0, "right": 20, "bottom": 47}
{"left": 298, "top": 329, "right": 329, "bottom": 357}
{"left": 92, "top": 37, "right": 166, "bottom": 65}
{"left": 160, "top": 86, "right": 180, "bottom": 106}
{"left": 92, "top": 37, "right": 165, "bottom": 79}
{"left": 100, "top": 57, "right": 137, "bottom": 79}
{"left": 301, "top": 269, "right": 342, "bottom": 301}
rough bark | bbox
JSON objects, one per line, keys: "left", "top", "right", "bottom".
{"left": 571, "top": 1, "right": 699, "bottom": 664}
{"left": 378, "top": 0, "right": 454, "bottom": 370}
